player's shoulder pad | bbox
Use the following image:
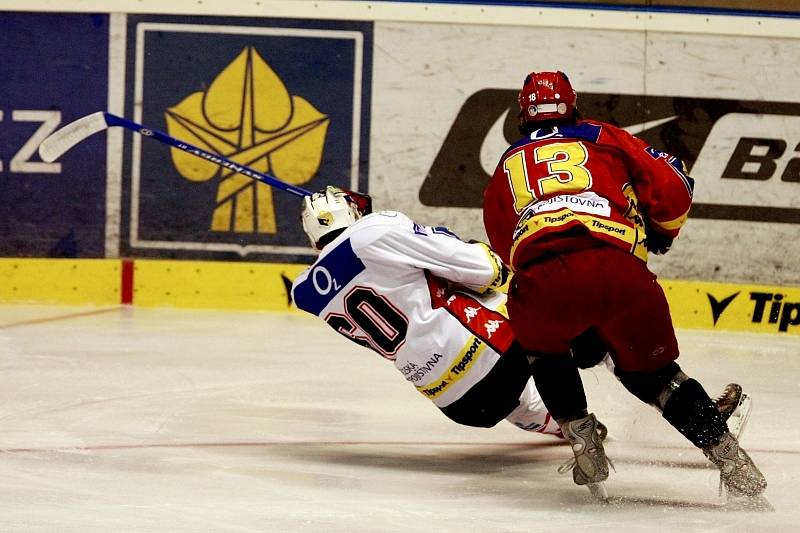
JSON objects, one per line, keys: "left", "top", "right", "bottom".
{"left": 289, "top": 263, "right": 313, "bottom": 298}
{"left": 352, "top": 210, "right": 405, "bottom": 230}
{"left": 499, "top": 135, "right": 535, "bottom": 159}
{"left": 580, "top": 118, "right": 621, "bottom": 137}
{"left": 346, "top": 210, "right": 407, "bottom": 249}
{"left": 583, "top": 119, "right": 646, "bottom": 150}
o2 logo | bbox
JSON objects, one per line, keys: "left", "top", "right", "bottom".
{"left": 311, "top": 265, "right": 343, "bottom": 295}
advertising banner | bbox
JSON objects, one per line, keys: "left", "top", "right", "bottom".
{"left": 2, "top": 8, "right": 799, "bottom": 290}
{"left": 369, "top": 22, "right": 800, "bottom": 284}
{"left": 0, "top": 12, "right": 109, "bottom": 257}
{"left": 117, "top": 15, "right": 372, "bottom": 263}
{"left": 667, "top": 279, "right": 800, "bottom": 334}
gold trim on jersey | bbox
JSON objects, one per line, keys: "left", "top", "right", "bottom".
{"left": 650, "top": 207, "right": 690, "bottom": 232}
{"left": 510, "top": 207, "right": 648, "bottom": 265}
{"left": 495, "top": 300, "right": 509, "bottom": 319}
{"left": 415, "top": 336, "right": 488, "bottom": 400}
{"left": 473, "top": 243, "right": 503, "bottom": 293}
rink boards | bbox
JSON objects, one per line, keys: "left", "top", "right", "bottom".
{"left": 0, "top": 6, "right": 798, "bottom": 281}
{"left": 0, "top": 257, "right": 798, "bottom": 336}
{"left": 0, "top": 4, "right": 798, "bottom": 335}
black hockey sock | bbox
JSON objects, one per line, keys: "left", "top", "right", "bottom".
{"left": 660, "top": 378, "right": 729, "bottom": 449}
{"left": 615, "top": 363, "right": 728, "bottom": 448}
{"left": 615, "top": 361, "right": 682, "bottom": 405}
{"left": 529, "top": 354, "right": 588, "bottom": 423}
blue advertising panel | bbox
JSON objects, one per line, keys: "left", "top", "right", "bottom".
{"left": 120, "top": 15, "right": 373, "bottom": 262}
{"left": 0, "top": 13, "right": 108, "bottom": 257}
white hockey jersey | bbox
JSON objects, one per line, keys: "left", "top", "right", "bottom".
{"left": 291, "top": 211, "right": 514, "bottom": 408}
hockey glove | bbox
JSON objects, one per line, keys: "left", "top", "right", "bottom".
{"left": 487, "top": 249, "right": 511, "bottom": 291}
{"left": 645, "top": 229, "right": 674, "bottom": 255}
{"left": 468, "top": 241, "right": 511, "bottom": 292}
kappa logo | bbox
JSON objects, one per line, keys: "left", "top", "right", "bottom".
{"left": 422, "top": 90, "right": 800, "bottom": 223}
{"left": 484, "top": 319, "right": 502, "bottom": 338}
{"left": 166, "top": 47, "right": 329, "bottom": 234}
{"left": 464, "top": 306, "right": 480, "bottom": 322}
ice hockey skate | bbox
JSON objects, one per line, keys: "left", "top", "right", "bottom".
{"left": 559, "top": 413, "right": 611, "bottom": 501}
{"left": 713, "top": 383, "right": 752, "bottom": 439}
{"left": 703, "top": 431, "right": 767, "bottom": 498}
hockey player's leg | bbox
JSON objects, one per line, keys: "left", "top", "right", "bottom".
{"left": 560, "top": 413, "right": 610, "bottom": 484}
{"left": 505, "top": 378, "right": 609, "bottom": 441}
{"left": 529, "top": 355, "right": 610, "bottom": 496}
{"left": 504, "top": 379, "right": 563, "bottom": 436}
{"left": 608, "top": 353, "right": 751, "bottom": 437}
{"left": 616, "top": 363, "right": 767, "bottom": 497}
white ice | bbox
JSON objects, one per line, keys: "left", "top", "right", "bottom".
{"left": 0, "top": 304, "right": 797, "bottom": 532}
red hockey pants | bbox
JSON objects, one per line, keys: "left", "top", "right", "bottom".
{"left": 507, "top": 245, "right": 679, "bottom": 373}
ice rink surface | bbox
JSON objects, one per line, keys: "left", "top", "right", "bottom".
{"left": 0, "top": 304, "right": 797, "bottom": 532}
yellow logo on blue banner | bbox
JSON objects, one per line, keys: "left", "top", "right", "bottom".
{"left": 164, "top": 47, "right": 329, "bottom": 234}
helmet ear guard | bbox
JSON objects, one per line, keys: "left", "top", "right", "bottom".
{"left": 301, "top": 186, "right": 366, "bottom": 249}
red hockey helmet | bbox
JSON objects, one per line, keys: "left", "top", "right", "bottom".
{"left": 517, "top": 71, "right": 577, "bottom": 124}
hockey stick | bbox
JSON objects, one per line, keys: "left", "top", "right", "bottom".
{"left": 38, "top": 112, "right": 313, "bottom": 198}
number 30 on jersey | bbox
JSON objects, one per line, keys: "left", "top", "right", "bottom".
{"left": 325, "top": 287, "right": 409, "bottom": 360}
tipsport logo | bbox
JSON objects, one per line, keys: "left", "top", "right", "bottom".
{"left": 422, "top": 90, "right": 800, "bottom": 223}
{"left": 126, "top": 20, "right": 371, "bottom": 260}
{"left": 708, "top": 291, "right": 800, "bottom": 332}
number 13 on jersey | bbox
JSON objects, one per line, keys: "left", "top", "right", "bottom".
{"left": 503, "top": 141, "right": 593, "bottom": 213}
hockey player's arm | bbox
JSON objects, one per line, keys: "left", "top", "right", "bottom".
{"left": 640, "top": 148, "right": 694, "bottom": 238}
{"left": 606, "top": 127, "right": 695, "bottom": 252}
{"left": 633, "top": 139, "right": 693, "bottom": 236}
{"left": 364, "top": 220, "right": 508, "bottom": 293}
{"left": 640, "top": 152, "right": 693, "bottom": 254}
{"left": 482, "top": 162, "right": 516, "bottom": 266}
{"left": 468, "top": 241, "right": 511, "bottom": 292}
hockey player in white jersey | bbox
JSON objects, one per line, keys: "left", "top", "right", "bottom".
{"left": 292, "top": 186, "right": 563, "bottom": 435}
{"left": 290, "top": 187, "right": 753, "bottom": 444}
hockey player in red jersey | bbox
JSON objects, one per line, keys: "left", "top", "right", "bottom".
{"left": 483, "top": 71, "right": 766, "bottom": 499}
{"left": 292, "top": 186, "right": 751, "bottom": 490}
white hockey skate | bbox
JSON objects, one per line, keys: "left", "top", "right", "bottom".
{"left": 703, "top": 432, "right": 767, "bottom": 499}
{"left": 713, "top": 383, "right": 752, "bottom": 439}
{"left": 558, "top": 414, "right": 612, "bottom": 502}
{"left": 709, "top": 384, "right": 765, "bottom": 502}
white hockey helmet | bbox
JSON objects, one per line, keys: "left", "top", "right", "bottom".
{"left": 301, "top": 186, "right": 364, "bottom": 249}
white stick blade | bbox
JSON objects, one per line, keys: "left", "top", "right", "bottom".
{"left": 38, "top": 112, "right": 109, "bottom": 162}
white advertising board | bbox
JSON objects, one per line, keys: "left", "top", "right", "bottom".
{"left": 369, "top": 20, "right": 800, "bottom": 284}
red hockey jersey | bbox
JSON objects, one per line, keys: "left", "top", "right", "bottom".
{"left": 483, "top": 120, "right": 694, "bottom": 269}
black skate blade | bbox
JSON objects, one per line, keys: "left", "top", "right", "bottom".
{"left": 587, "top": 482, "right": 609, "bottom": 502}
